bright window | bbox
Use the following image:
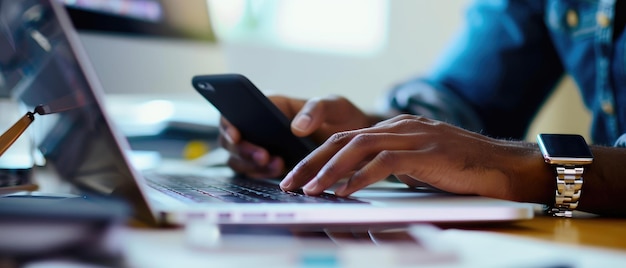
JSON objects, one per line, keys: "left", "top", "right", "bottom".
{"left": 208, "top": 0, "right": 388, "bottom": 56}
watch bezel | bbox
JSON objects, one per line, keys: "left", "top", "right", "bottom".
{"left": 537, "top": 134, "right": 593, "bottom": 165}
{"left": 541, "top": 156, "right": 593, "bottom": 165}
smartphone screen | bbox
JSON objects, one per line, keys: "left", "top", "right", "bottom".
{"left": 192, "top": 74, "right": 316, "bottom": 170}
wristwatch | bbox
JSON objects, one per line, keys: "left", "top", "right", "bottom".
{"left": 536, "top": 134, "right": 593, "bottom": 217}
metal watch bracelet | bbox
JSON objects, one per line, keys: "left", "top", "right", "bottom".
{"left": 546, "top": 165, "right": 584, "bottom": 217}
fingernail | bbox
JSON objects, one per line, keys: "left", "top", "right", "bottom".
{"left": 280, "top": 172, "right": 293, "bottom": 189}
{"left": 223, "top": 133, "right": 233, "bottom": 144}
{"left": 253, "top": 150, "right": 266, "bottom": 164}
{"left": 268, "top": 158, "right": 282, "bottom": 175}
{"left": 223, "top": 127, "right": 235, "bottom": 144}
{"left": 292, "top": 114, "right": 312, "bottom": 132}
{"left": 334, "top": 183, "right": 348, "bottom": 196}
{"left": 303, "top": 179, "right": 318, "bottom": 193}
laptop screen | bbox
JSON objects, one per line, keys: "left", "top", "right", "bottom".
{"left": 0, "top": 0, "right": 154, "bottom": 222}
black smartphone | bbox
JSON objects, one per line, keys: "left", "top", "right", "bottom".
{"left": 192, "top": 74, "right": 317, "bottom": 170}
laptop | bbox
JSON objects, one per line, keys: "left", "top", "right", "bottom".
{"left": 1, "top": 0, "right": 533, "bottom": 227}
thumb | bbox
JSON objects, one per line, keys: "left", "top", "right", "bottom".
{"left": 291, "top": 98, "right": 325, "bottom": 137}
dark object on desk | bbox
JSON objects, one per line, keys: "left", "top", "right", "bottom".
{"left": 192, "top": 74, "right": 317, "bottom": 169}
{"left": 0, "top": 194, "right": 129, "bottom": 266}
{"left": 127, "top": 120, "right": 219, "bottom": 159}
{"left": 0, "top": 168, "right": 33, "bottom": 188}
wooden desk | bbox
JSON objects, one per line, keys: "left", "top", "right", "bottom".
{"left": 318, "top": 212, "right": 626, "bottom": 250}
{"left": 468, "top": 213, "right": 626, "bottom": 251}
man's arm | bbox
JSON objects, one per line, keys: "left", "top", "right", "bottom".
{"left": 386, "top": 0, "right": 565, "bottom": 139}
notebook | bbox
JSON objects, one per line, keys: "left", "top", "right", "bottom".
{"left": 3, "top": 0, "right": 533, "bottom": 227}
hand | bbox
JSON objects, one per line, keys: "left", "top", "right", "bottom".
{"left": 280, "top": 114, "right": 550, "bottom": 202}
{"left": 219, "top": 95, "right": 374, "bottom": 178}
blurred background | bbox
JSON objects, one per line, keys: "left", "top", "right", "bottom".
{"left": 64, "top": 0, "right": 591, "bottom": 143}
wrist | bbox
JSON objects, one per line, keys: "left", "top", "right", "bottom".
{"left": 491, "top": 140, "right": 555, "bottom": 204}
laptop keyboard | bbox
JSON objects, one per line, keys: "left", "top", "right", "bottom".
{"left": 145, "top": 173, "right": 366, "bottom": 204}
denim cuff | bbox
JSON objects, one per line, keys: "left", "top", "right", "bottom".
{"left": 613, "top": 133, "right": 626, "bottom": 147}
{"left": 385, "top": 79, "right": 484, "bottom": 133}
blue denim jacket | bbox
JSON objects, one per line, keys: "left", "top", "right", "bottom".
{"left": 387, "top": 0, "right": 625, "bottom": 146}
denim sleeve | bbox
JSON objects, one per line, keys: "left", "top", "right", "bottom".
{"left": 387, "top": 0, "right": 565, "bottom": 139}
{"left": 385, "top": 79, "right": 485, "bottom": 133}
{"left": 614, "top": 134, "right": 626, "bottom": 147}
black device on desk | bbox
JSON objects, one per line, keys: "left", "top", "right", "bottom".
{"left": 126, "top": 120, "right": 219, "bottom": 159}
{"left": 0, "top": 192, "right": 129, "bottom": 266}
{"left": 192, "top": 74, "right": 317, "bottom": 169}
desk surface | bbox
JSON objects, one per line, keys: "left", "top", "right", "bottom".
{"left": 314, "top": 212, "right": 626, "bottom": 250}
{"left": 471, "top": 214, "right": 626, "bottom": 250}
{"left": 129, "top": 213, "right": 626, "bottom": 250}
{"left": 121, "top": 214, "right": 626, "bottom": 268}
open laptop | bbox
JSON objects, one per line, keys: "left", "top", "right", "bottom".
{"left": 2, "top": 0, "right": 533, "bottom": 227}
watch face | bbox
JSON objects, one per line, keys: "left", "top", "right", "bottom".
{"left": 537, "top": 134, "right": 593, "bottom": 165}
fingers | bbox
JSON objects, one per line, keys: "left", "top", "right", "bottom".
{"left": 331, "top": 134, "right": 431, "bottom": 196}
{"left": 394, "top": 174, "right": 434, "bottom": 189}
{"left": 219, "top": 117, "right": 240, "bottom": 144}
{"left": 291, "top": 98, "right": 324, "bottom": 136}
{"left": 219, "top": 94, "right": 372, "bottom": 182}
{"left": 290, "top": 96, "right": 371, "bottom": 138}
{"left": 280, "top": 129, "right": 375, "bottom": 192}
{"left": 267, "top": 95, "right": 306, "bottom": 119}
{"left": 300, "top": 132, "right": 388, "bottom": 194}
{"left": 282, "top": 127, "right": 429, "bottom": 196}
{"left": 374, "top": 114, "right": 428, "bottom": 127}
{"left": 280, "top": 115, "right": 456, "bottom": 196}
{"left": 219, "top": 116, "right": 284, "bottom": 177}
{"left": 228, "top": 155, "right": 284, "bottom": 179}
{"left": 220, "top": 135, "right": 261, "bottom": 162}
{"left": 219, "top": 95, "right": 308, "bottom": 178}
{"left": 336, "top": 151, "right": 428, "bottom": 196}
{"left": 221, "top": 138, "right": 285, "bottom": 178}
